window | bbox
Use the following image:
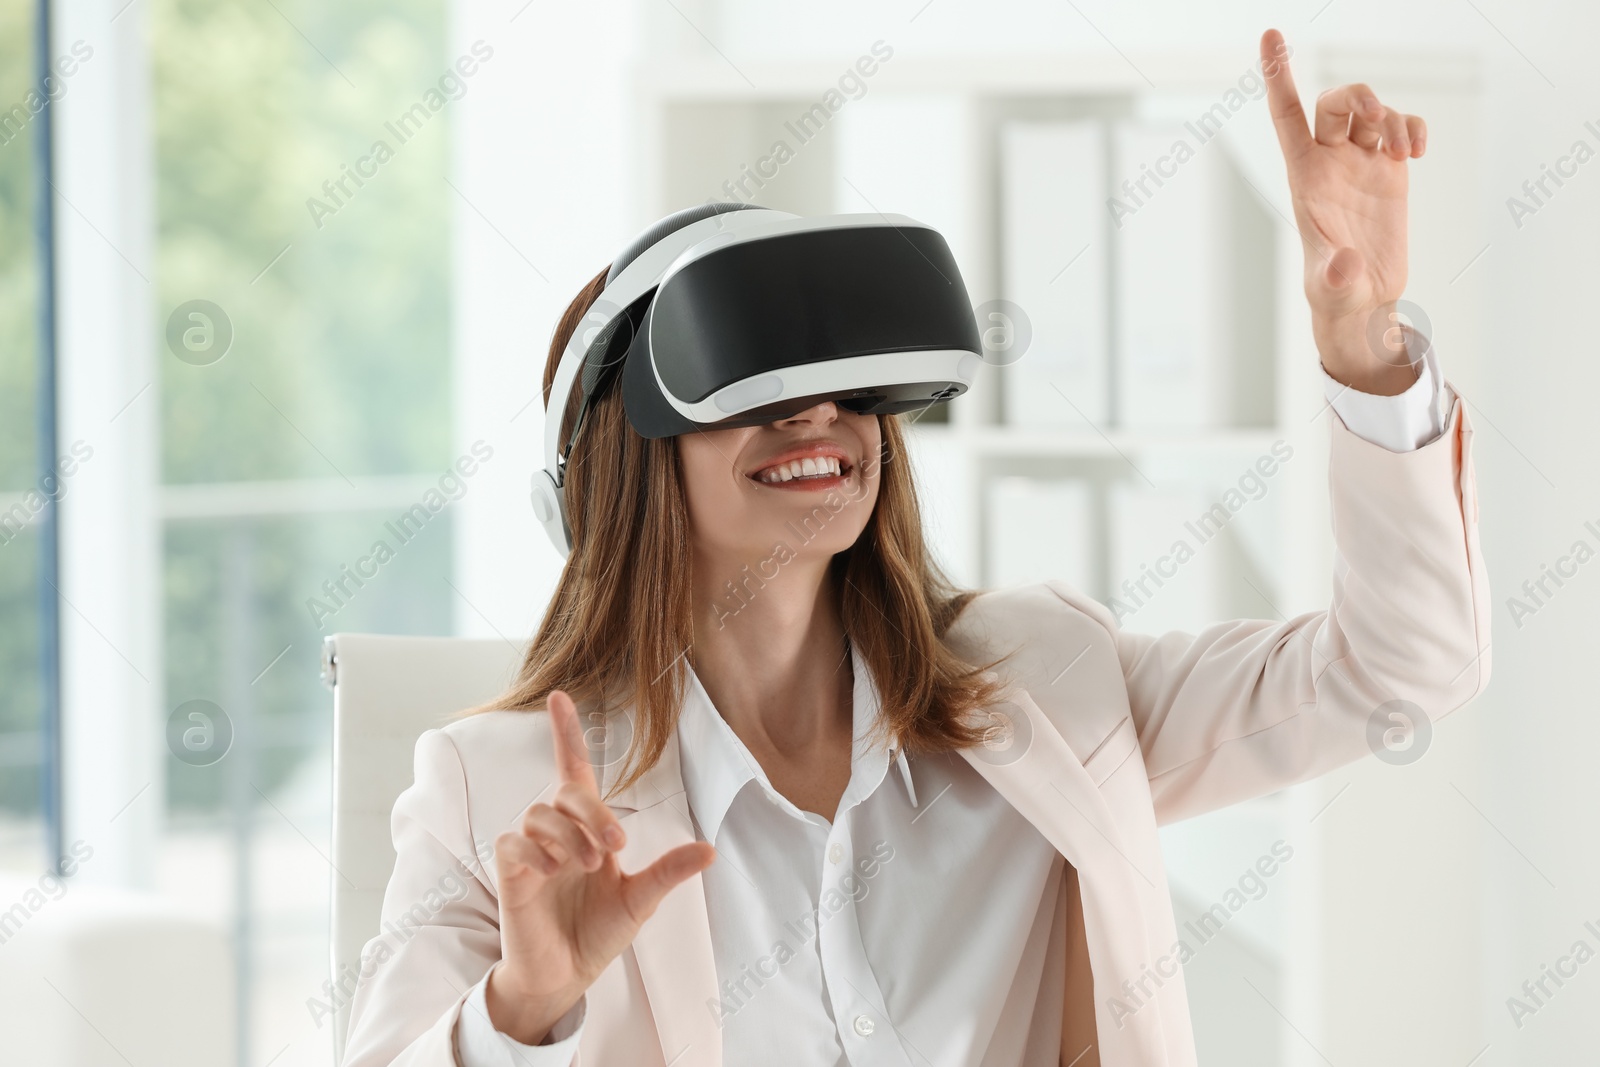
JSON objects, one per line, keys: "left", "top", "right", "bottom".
{"left": 0, "top": 0, "right": 45, "bottom": 876}
{"left": 152, "top": 0, "right": 454, "bottom": 1059}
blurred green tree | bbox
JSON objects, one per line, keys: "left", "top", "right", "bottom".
{"left": 154, "top": 0, "right": 454, "bottom": 810}
{"left": 0, "top": 0, "right": 42, "bottom": 816}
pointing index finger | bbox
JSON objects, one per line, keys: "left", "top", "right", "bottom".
{"left": 548, "top": 690, "right": 600, "bottom": 795}
{"left": 1260, "top": 28, "right": 1311, "bottom": 157}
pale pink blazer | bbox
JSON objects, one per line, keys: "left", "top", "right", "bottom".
{"left": 341, "top": 399, "right": 1489, "bottom": 1067}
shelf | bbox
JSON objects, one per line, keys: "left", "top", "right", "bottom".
{"left": 636, "top": 50, "right": 1346, "bottom": 99}
{"left": 903, "top": 422, "right": 1284, "bottom": 460}
{"left": 632, "top": 47, "right": 1483, "bottom": 100}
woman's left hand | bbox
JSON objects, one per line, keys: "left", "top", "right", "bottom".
{"left": 1261, "top": 27, "right": 1427, "bottom": 396}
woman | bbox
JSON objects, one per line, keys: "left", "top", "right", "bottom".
{"left": 341, "top": 30, "right": 1488, "bottom": 1067}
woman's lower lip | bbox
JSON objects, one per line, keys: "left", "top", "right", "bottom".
{"left": 749, "top": 470, "right": 851, "bottom": 491}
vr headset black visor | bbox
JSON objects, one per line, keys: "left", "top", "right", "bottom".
{"left": 620, "top": 218, "right": 983, "bottom": 438}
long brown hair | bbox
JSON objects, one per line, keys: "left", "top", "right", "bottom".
{"left": 463, "top": 264, "right": 1008, "bottom": 800}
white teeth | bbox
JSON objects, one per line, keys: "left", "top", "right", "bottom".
{"left": 757, "top": 455, "right": 844, "bottom": 483}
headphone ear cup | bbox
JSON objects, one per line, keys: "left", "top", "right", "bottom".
{"left": 530, "top": 469, "right": 571, "bottom": 557}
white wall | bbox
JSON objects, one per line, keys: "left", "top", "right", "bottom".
{"left": 1474, "top": 5, "right": 1600, "bottom": 1060}
{"left": 449, "top": 0, "right": 643, "bottom": 642}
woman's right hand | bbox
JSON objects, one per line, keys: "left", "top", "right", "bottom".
{"left": 484, "top": 690, "right": 716, "bottom": 1045}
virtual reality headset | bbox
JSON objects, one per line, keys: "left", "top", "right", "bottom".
{"left": 532, "top": 201, "right": 984, "bottom": 556}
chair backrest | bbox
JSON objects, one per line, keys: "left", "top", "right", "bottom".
{"left": 324, "top": 632, "right": 524, "bottom": 1064}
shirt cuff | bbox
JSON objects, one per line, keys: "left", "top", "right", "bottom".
{"left": 1318, "top": 326, "right": 1454, "bottom": 453}
{"left": 454, "top": 965, "right": 586, "bottom": 1067}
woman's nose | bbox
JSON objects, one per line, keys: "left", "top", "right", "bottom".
{"left": 774, "top": 400, "right": 840, "bottom": 427}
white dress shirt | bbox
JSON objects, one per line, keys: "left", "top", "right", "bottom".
{"left": 455, "top": 339, "right": 1452, "bottom": 1066}
{"left": 1316, "top": 327, "right": 1453, "bottom": 452}
{"left": 461, "top": 642, "right": 1070, "bottom": 1067}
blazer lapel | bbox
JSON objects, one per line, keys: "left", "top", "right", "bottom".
{"left": 957, "top": 686, "right": 1172, "bottom": 1066}
{"left": 600, "top": 714, "right": 723, "bottom": 1067}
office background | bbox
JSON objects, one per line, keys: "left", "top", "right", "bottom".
{"left": 0, "top": 0, "right": 1595, "bottom": 1063}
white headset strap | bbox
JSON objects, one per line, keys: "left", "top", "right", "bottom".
{"left": 541, "top": 209, "right": 794, "bottom": 485}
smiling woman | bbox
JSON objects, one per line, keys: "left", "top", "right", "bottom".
{"left": 495, "top": 252, "right": 1005, "bottom": 803}
{"left": 340, "top": 28, "right": 1494, "bottom": 1067}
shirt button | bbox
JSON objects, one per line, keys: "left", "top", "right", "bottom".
{"left": 853, "top": 1014, "right": 876, "bottom": 1036}
{"left": 828, "top": 842, "right": 844, "bottom": 864}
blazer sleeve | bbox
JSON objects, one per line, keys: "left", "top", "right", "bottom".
{"left": 1049, "top": 390, "right": 1491, "bottom": 825}
{"left": 340, "top": 727, "right": 505, "bottom": 1067}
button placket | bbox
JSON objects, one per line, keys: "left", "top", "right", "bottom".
{"left": 816, "top": 819, "right": 913, "bottom": 1067}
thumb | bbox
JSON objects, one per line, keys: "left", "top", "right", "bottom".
{"left": 619, "top": 841, "right": 716, "bottom": 919}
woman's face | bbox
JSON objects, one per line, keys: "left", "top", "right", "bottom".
{"left": 676, "top": 401, "right": 882, "bottom": 568}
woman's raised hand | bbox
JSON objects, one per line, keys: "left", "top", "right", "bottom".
{"left": 1261, "top": 27, "right": 1428, "bottom": 395}
{"left": 484, "top": 690, "right": 716, "bottom": 1045}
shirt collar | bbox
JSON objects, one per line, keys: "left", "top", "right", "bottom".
{"left": 675, "top": 639, "right": 917, "bottom": 845}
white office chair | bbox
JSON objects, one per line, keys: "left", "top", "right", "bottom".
{"left": 323, "top": 632, "right": 525, "bottom": 1065}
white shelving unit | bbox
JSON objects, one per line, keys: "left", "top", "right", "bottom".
{"left": 626, "top": 46, "right": 1484, "bottom": 1064}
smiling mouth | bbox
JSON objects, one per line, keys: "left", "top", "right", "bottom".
{"left": 749, "top": 454, "right": 853, "bottom": 488}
